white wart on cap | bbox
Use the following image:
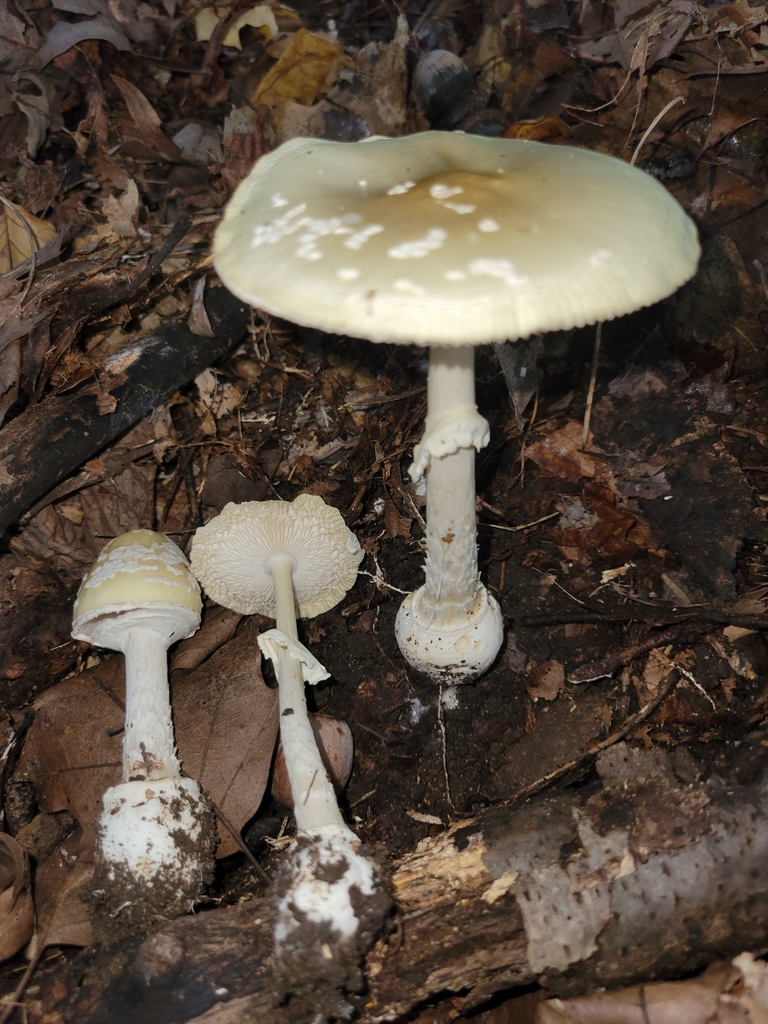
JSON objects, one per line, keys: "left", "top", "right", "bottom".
{"left": 213, "top": 131, "right": 700, "bottom": 346}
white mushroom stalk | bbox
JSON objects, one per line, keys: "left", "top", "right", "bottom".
{"left": 190, "top": 496, "right": 392, "bottom": 1016}
{"left": 212, "top": 131, "right": 700, "bottom": 688}
{"left": 72, "top": 530, "right": 215, "bottom": 939}
{"left": 395, "top": 345, "right": 503, "bottom": 684}
{"left": 266, "top": 551, "right": 347, "bottom": 833}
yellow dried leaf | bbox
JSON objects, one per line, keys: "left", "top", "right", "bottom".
{"left": 503, "top": 116, "right": 570, "bottom": 143}
{"left": 195, "top": 4, "right": 278, "bottom": 48}
{"left": 250, "top": 28, "right": 343, "bottom": 107}
{"left": 0, "top": 199, "right": 56, "bottom": 274}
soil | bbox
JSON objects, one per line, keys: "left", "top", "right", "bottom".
{"left": 1, "top": 0, "right": 768, "bottom": 1019}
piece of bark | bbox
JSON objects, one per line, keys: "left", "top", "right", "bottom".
{"left": 0, "top": 285, "right": 248, "bottom": 537}
{"left": 48, "top": 743, "right": 768, "bottom": 1024}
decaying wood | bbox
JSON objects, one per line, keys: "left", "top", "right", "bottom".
{"left": 0, "top": 286, "right": 248, "bottom": 538}
{"left": 49, "top": 742, "right": 768, "bottom": 1024}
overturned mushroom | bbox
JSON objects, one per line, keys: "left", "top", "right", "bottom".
{"left": 213, "top": 131, "right": 700, "bottom": 689}
{"left": 190, "top": 495, "right": 391, "bottom": 1017}
{"left": 71, "top": 530, "right": 215, "bottom": 940}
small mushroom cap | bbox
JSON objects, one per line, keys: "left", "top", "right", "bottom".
{"left": 72, "top": 530, "right": 202, "bottom": 649}
{"left": 213, "top": 131, "right": 700, "bottom": 346}
{"left": 190, "top": 494, "right": 363, "bottom": 618}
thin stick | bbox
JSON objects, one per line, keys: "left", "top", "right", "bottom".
{"left": 582, "top": 322, "right": 602, "bottom": 450}
{"left": 479, "top": 511, "right": 558, "bottom": 533}
{"left": 630, "top": 96, "right": 685, "bottom": 166}
{"left": 0, "top": 935, "right": 46, "bottom": 1024}
{"left": 515, "top": 668, "right": 682, "bottom": 803}
{"left": 206, "top": 791, "right": 271, "bottom": 885}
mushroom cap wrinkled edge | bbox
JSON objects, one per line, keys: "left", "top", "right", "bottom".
{"left": 190, "top": 494, "right": 363, "bottom": 618}
{"left": 213, "top": 131, "right": 701, "bottom": 347}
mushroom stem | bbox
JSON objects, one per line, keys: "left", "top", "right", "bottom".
{"left": 121, "top": 626, "right": 179, "bottom": 782}
{"left": 395, "top": 346, "right": 504, "bottom": 684}
{"left": 421, "top": 345, "right": 482, "bottom": 620}
{"left": 268, "top": 553, "right": 347, "bottom": 834}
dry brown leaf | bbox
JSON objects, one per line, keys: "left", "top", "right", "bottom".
{"left": 536, "top": 955, "right": 768, "bottom": 1024}
{"left": 171, "top": 606, "right": 243, "bottom": 672}
{"left": 250, "top": 28, "right": 344, "bottom": 107}
{"left": 0, "top": 337, "right": 20, "bottom": 428}
{"left": 195, "top": 5, "right": 278, "bottom": 48}
{"left": 13, "top": 661, "right": 124, "bottom": 852}
{"left": 100, "top": 179, "right": 139, "bottom": 240}
{"left": 327, "top": 13, "right": 408, "bottom": 136}
{"left": 383, "top": 494, "right": 411, "bottom": 540}
{"left": 174, "top": 618, "right": 279, "bottom": 858}
{"left": 37, "top": 15, "right": 132, "bottom": 68}
{"left": 188, "top": 276, "right": 216, "bottom": 337}
{"left": 111, "top": 76, "right": 180, "bottom": 162}
{"left": 504, "top": 116, "right": 570, "bottom": 142}
{"left": 0, "top": 834, "right": 34, "bottom": 962}
{"left": 526, "top": 660, "right": 565, "bottom": 702}
{"left": 525, "top": 421, "right": 605, "bottom": 485}
{"left": 31, "top": 828, "right": 93, "bottom": 953}
{"left": 11, "top": 456, "right": 158, "bottom": 577}
{"left": 0, "top": 198, "right": 56, "bottom": 273}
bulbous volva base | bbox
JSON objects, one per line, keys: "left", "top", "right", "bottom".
{"left": 395, "top": 585, "right": 504, "bottom": 683}
{"left": 272, "top": 824, "right": 393, "bottom": 1021}
{"left": 91, "top": 777, "right": 216, "bottom": 944}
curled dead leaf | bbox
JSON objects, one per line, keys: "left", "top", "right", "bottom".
{"left": 526, "top": 660, "right": 565, "bottom": 702}
{"left": 0, "top": 834, "right": 34, "bottom": 963}
{"left": 0, "top": 198, "right": 56, "bottom": 274}
{"left": 250, "top": 28, "right": 344, "bottom": 107}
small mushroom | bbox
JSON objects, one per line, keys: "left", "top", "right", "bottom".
{"left": 72, "top": 530, "right": 215, "bottom": 939}
{"left": 212, "top": 132, "right": 700, "bottom": 690}
{"left": 190, "top": 495, "right": 391, "bottom": 1016}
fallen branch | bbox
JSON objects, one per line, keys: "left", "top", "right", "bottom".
{"left": 48, "top": 742, "right": 768, "bottom": 1024}
{"left": 0, "top": 285, "right": 249, "bottom": 538}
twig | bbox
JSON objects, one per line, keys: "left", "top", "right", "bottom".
{"left": 0, "top": 945, "right": 43, "bottom": 1024}
{"left": 205, "top": 791, "right": 271, "bottom": 885}
{"left": 630, "top": 96, "right": 685, "bottom": 166}
{"left": 520, "top": 607, "right": 768, "bottom": 631}
{"left": 581, "top": 322, "right": 602, "bottom": 450}
{"left": 479, "top": 511, "right": 558, "bottom": 533}
{"left": 514, "top": 668, "right": 683, "bottom": 803}
{"left": 568, "top": 621, "right": 709, "bottom": 683}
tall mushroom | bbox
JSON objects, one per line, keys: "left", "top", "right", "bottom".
{"left": 71, "top": 530, "right": 215, "bottom": 939}
{"left": 212, "top": 131, "right": 700, "bottom": 688}
{"left": 190, "top": 495, "right": 391, "bottom": 1017}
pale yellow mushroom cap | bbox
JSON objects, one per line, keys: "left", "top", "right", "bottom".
{"left": 72, "top": 530, "right": 202, "bottom": 648}
{"left": 190, "top": 494, "right": 363, "bottom": 618}
{"left": 213, "top": 131, "right": 700, "bottom": 346}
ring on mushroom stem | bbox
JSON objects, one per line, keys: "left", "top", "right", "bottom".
{"left": 190, "top": 495, "right": 392, "bottom": 1014}
{"left": 211, "top": 131, "right": 701, "bottom": 688}
{"left": 72, "top": 530, "right": 215, "bottom": 940}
